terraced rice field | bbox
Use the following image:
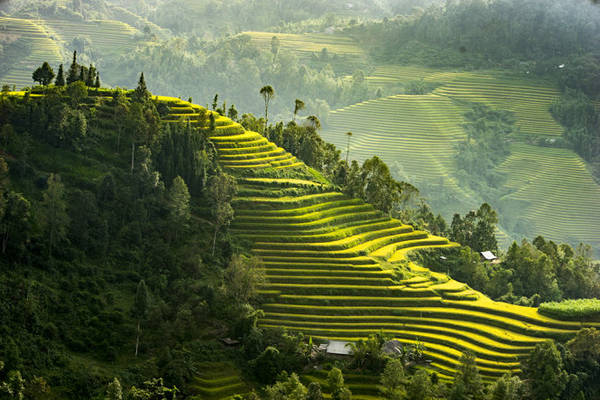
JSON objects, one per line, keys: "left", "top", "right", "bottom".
{"left": 322, "top": 67, "right": 600, "bottom": 252}
{"left": 0, "top": 17, "right": 63, "bottom": 88}
{"left": 430, "top": 72, "right": 563, "bottom": 137}
{"left": 497, "top": 143, "right": 600, "bottom": 250}
{"left": 41, "top": 19, "right": 139, "bottom": 58}
{"left": 243, "top": 31, "right": 368, "bottom": 74}
{"left": 157, "top": 101, "right": 600, "bottom": 381}
{"left": 189, "top": 362, "right": 249, "bottom": 400}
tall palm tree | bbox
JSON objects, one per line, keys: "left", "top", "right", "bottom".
{"left": 306, "top": 115, "right": 321, "bottom": 131}
{"left": 345, "top": 131, "right": 353, "bottom": 163}
{"left": 293, "top": 99, "right": 305, "bottom": 122}
{"left": 259, "top": 85, "right": 275, "bottom": 132}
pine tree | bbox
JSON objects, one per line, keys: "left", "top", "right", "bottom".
{"left": 55, "top": 64, "right": 65, "bottom": 86}
{"left": 66, "top": 51, "right": 80, "bottom": 84}
{"left": 94, "top": 73, "right": 100, "bottom": 88}
{"left": 86, "top": 64, "right": 96, "bottom": 87}
{"left": 132, "top": 72, "right": 150, "bottom": 103}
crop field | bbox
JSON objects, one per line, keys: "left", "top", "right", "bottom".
{"left": 243, "top": 31, "right": 369, "bottom": 74}
{"left": 0, "top": 17, "right": 63, "bottom": 88}
{"left": 159, "top": 101, "right": 600, "bottom": 380}
{"left": 41, "top": 18, "right": 139, "bottom": 58}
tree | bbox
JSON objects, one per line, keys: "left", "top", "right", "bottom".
{"left": 66, "top": 81, "right": 88, "bottom": 107}
{"left": 328, "top": 368, "right": 351, "bottom": 400}
{"left": 105, "top": 378, "right": 122, "bottom": 400}
{"left": 133, "top": 72, "right": 151, "bottom": 103}
{"left": 345, "top": 131, "right": 352, "bottom": 163}
{"left": 94, "top": 73, "right": 101, "bottom": 88}
{"left": 0, "top": 368, "right": 25, "bottom": 400}
{"left": 380, "top": 359, "right": 405, "bottom": 400}
{"left": 260, "top": 85, "right": 275, "bottom": 131}
{"left": 129, "top": 378, "right": 177, "bottom": 400}
{"left": 66, "top": 51, "right": 80, "bottom": 85}
{"left": 489, "top": 375, "right": 525, "bottom": 400}
{"left": 132, "top": 280, "right": 149, "bottom": 357}
{"left": 224, "top": 255, "right": 266, "bottom": 304}
{"left": 293, "top": 99, "right": 305, "bottom": 122}
{"left": 40, "top": 173, "right": 69, "bottom": 258}
{"left": 265, "top": 372, "right": 307, "bottom": 400}
{"left": 86, "top": 64, "right": 96, "bottom": 87}
{"left": 307, "top": 382, "right": 323, "bottom": 400}
{"left": 212, "top": 94, "right": 218, "bottom": 110}
{"left": 55, "top": 64, "right": 65, "bottom": 86}
{"left": 167, "top": 176, "right": 191, "bottom": 240}
{"left": 306, "top": 115, "right": 321, "bottom": 131}
{"left": 227, "top": 104, "right": 238, "bottom": 121}
{"left": 207, "top": 172, "right": 237, "bottom": 256}
{"left": 451, "top": 352, "right": 484, "bottom": 400}
{"left": 406, "top": 370, "right": 431, "bottom": 400}
{"left": 1, "top": 191, "right": 31, "bottom": 256}
{"left": 271, "top": 35, "right": 280, "bottom": 61}
{"left": 251, "top": 347, "right": 281, "bottom": 384}
{"left": 32, "top": 62, "right": 55, "bottom": 86}
{"left": 524, "top": 341, "right": 567, "bottom": 400}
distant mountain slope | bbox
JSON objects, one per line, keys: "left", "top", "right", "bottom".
{"left": 321, "top": 67, "right": 600, "bottom": 254}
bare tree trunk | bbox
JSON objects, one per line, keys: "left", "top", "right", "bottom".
{"left": 212, "top": 226, "right": 218, "bottom": 256}
{"left": 135, "top": 320, "right": 140, "bottom": 357}
{"left": 130, "top": 140, "right": 135, "bottom": 173}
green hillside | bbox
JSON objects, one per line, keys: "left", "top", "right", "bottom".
{"left": 158, "top": 98, "right": 600, "bottom": 382}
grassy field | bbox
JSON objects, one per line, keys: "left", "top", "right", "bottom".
{"left": 320, "top": 66, "right": 600, "bottom": 253}
{"left": 0, "top": 17, "right": 63, "bottom": 88}
{"left": 156, "top": 100, "right": 600, "bottom": 381}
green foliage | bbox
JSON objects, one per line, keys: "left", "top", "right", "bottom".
{"left": 550, "top": 89, "right": 599, "bottom": 165}
{"left": 55, "top": 64, "right": 65, "bottom": 87}
{"left": 224, "top": 255, "right": 266, "bottom": 305}
{"left": 128, "top": 377, "right": 178, "bottom": 400}
{"left": 327, "top": 368, "right": 351, "bottom": 400}
{"left": 539, "top": 299, "right": 600, "bottom": 320}
{"left": 105, "top": 377, "right": 123, "bottom": 400}
{"left": 66, "top": 51, "right": 80, "bottom": 85}
{"left": 208, "top": 171, "right": 237, "bottom": 255}
{"left": 251, "top": 346, "right": 281, "bottom": 384}
{"left": 450, "top": 203, "right": 498, "bottom": 253}
{"left": 455, "top": 103, "right": 514, "bottom": 191}
{"left": 265, "top": 372, "right": 307, "bottom": 400}
{"left": 451, "top": 352, "right": 484, "bottom": 400}
{"left": 346, "top": 331, "right": 388, "bottom": 372}
{"left": 380, "top": 358, "right": 405, "bottom": 400}
{"left": 39, "top": 173, "right": 69, "bottom": 258}
{"left": 66, "top": 81, "right": 88, "bottom": 106}
{"left": 405, "top": 370, "right": 430, "bottom": 400}
{"left": 133, "top": 72, "right": 151, "bottom": 104}
{"left": 32, "top": 62, "right": 55, "bottom": 86}
{"left": 524, "top": 341, "right": 567, "bottom": 400}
